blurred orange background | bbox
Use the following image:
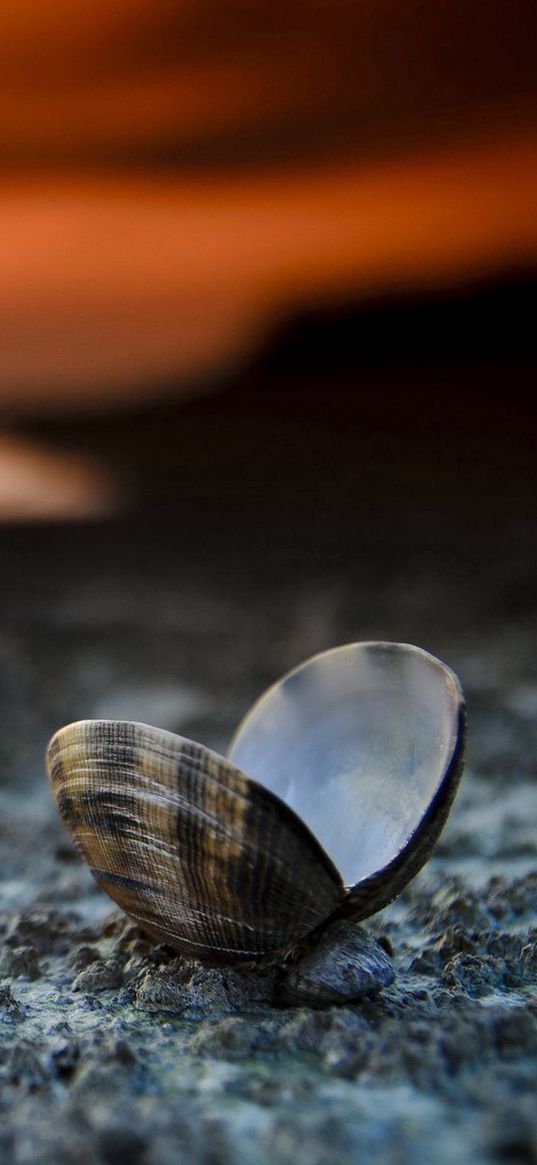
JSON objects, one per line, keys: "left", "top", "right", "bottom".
{"left": 1, "top": 0, "right": 536, "bottom": 516}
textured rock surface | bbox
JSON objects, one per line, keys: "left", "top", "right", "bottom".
{"left": 1, "top": 515, "right": 536, "bottom": 1165}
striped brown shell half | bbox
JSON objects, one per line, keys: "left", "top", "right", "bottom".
{"left": 47, "top": 642, "right": 465, "bottom": 966}
{"left": 47, "top": 720, "right": 344, "bottom": 962}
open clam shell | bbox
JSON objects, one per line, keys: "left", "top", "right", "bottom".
{"left": 47, "top": 642, "right": 465, "bottom": 965}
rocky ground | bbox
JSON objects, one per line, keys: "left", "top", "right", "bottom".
{"left": 0, "top": 490, "right": 536, "bottom": 1165}
{"left": 1, "top": 307, "right": 536, "bottom": 1165}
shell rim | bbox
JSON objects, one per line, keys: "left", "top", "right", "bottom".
{"left": 227, "top": 640, "right": 464, "bottom": 766}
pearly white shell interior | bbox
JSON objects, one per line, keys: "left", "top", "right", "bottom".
{"left": 228, "top": 642, "right": 462, "bottom": 889}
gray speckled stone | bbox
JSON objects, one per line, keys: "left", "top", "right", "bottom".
{"left": 1, "top": 519, "right": 536, "bottom": 1165}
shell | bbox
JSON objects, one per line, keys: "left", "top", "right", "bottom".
{"left": 276, "top": 919, "right": 395, "bottom": 1007}
{"left": 47, "top": 642, "right": 465, "bottom": 974}
{"left": 228, "top": 641, "right": 465, "bottom": 922}
{"left": 47, "top": 721, "right": 343, "bottom": 962}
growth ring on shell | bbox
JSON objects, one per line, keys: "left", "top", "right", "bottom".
{"left": 47, "top": 642, "right": 465, "bottom": 967}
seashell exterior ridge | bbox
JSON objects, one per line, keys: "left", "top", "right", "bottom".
{"left": 47, "top": 718, "right": 344, "bottom": 962}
